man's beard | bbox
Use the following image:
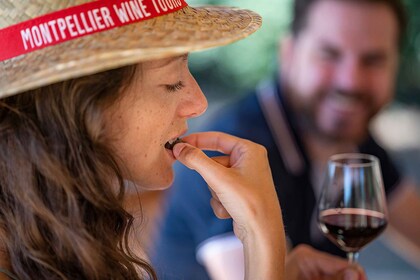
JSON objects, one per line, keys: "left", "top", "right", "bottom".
{"left": 286, "top": 87, "right": 378, "bottom": 145}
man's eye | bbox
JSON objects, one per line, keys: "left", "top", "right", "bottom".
{"left": 319, "top": 48, "right": 340, "bottom": 62}
{"left": 166, "top": 81, "right": 185, "bottom": 92}
{"left": 363, "top": 55, "right": 386, "bottom": 68}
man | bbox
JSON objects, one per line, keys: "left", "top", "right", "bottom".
{"left": 152, "top": 0, "right": 420, "bottom": 279}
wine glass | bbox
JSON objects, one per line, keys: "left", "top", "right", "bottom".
{"left": 317, "top": 153, "right": 388, "bottom": 263}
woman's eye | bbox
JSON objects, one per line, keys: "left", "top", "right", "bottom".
{"left": 165, "top": 81, "right": 185, "bottom": 93}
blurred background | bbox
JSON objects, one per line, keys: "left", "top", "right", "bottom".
{"left": 185, "top": 0, "right": 420, "bottom": 279}
{"left": 188, "top": 0, "right": 420, "bottom": 104}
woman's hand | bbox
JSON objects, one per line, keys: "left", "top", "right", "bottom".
{"left": 173, "top": 132, "right": 280, "bottom": 239}
{"left": 173, "top": 131, "right": 285, "bottom": 279}
{"left": 285, "top": 244, "right": 367, "bottom": 280}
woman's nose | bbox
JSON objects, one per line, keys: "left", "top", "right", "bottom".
{"left": 179, "top": 75, "right": 208, "bottom": 119}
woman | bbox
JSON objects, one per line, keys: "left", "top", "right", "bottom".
{"left": 0, "top": 0, "right": 285, "bottom": 279}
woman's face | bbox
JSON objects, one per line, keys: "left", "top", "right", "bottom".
{"left": 104, "top": 54, "right": 207, "bottom": 190}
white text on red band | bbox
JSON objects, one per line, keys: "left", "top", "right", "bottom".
{"left": 20, "top": 0, "right": 183, "bottom": 51}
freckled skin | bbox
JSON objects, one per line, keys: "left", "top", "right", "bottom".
{"left": 103, "top": 56, "right": 207, "bottom": 190}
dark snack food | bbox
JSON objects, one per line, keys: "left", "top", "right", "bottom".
{"left": 165, "top": 138, "right": 184, "bottom": 150}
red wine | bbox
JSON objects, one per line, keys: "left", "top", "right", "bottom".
{"left": 319, "top": 208, "right": 387, "bottom": 252}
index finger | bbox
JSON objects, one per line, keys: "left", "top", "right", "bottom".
{"left": 182, "top": 132, "right": 249, "bottom": 155}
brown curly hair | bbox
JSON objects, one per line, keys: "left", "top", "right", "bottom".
{"left": 0, "top": 65, "right": 157, "bottom": 279}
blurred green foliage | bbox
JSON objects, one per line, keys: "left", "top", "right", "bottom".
{"left": 188, "top": 0, "right": 290, "bottom": 100}
{"left": 189, "top": 0, "right": 420, "bottom": 105}
{"left": 398, "top": 0, "right": 420, "bottom": 104}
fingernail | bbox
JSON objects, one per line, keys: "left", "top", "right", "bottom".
{"left": 343, "top": 269, "right": 358, "bottom": 280}
{"left": 172, "top": 142, "right": 187, "bottom": 158}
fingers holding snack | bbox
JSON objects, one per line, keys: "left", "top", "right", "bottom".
{"left": 172, "top": 132, "right": 282, "bottom": 236}
{"left": 173, "top": 131, "right": 286, "bottom": 279}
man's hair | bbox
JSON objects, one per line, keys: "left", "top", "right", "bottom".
{"left": 291, "top": 0, "right": 407, "bottom": 45}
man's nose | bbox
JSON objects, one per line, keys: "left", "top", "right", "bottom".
{"left": 335, "top": 58, "right": 367, "bottom": 92}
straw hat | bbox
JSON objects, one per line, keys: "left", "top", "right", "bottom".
{"left": 0, "top": 0, "right": 261, "bottom": 98}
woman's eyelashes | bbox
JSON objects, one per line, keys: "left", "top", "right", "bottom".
{"left": 165, "top": 81, "right": 185, "bottom": 93}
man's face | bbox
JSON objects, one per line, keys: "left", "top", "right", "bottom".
{"left": 282, "top": 0, "right": 399, "bottom": 143}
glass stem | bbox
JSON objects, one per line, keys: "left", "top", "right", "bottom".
{"left": 347, "top": 252, "right": 359, "bottom": 263}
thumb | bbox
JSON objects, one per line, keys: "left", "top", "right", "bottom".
{"left": 338, "top": 266, "right": 365, "bottom": 280}
{"left": 342, "top": 268, "right": 358, "bottom": 280}
{"left": 173, "top": 142, "right": 227, "bottom": 184}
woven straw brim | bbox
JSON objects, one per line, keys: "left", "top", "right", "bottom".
{"left": 0, "top": 6, "right": 261, "bottom": 98}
